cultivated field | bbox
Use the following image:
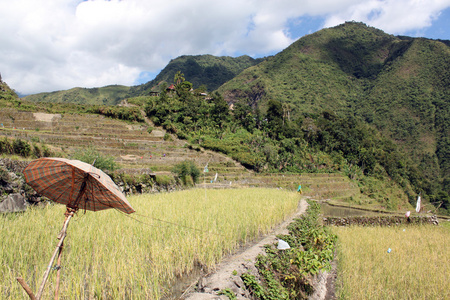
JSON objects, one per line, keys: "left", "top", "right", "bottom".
{"left": 333, "top": 224, "right": 450, "bottom": 299}
{"left": 1, "top": 188, "right": 300, "bottom": 299}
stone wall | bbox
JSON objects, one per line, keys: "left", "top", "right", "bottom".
{"left": 323, "top": 215, "right": 439, "bottom": 226}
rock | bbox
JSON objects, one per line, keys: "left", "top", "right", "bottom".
{"left": 0, "top": 193, "right": 27, "bottom": 213}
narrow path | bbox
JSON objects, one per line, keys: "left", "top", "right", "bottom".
{"left": 182, "top": 199, "right": 309, "bottom": 300}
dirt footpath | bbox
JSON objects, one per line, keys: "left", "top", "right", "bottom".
{"left": 181, "top": 199, "right": 336, "bottom": 300}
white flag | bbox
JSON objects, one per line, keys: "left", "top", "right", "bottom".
{"left": 214, "top": 173, "right": 218, "bottom": 182}
{"left": 415, "top": 195, "right": 421, "bottom": 213}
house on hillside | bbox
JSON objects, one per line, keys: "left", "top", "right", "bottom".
{"left": 166, "top": 84, "right": 176, "bottom": 93}
{"left": 149, "top": 81, "right": 176, "bottom": 97}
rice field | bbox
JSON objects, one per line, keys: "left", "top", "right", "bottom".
{"left": 0, "top": 188, "right": 299, "bottom": 299}
{"left": 333, "top": 224, "right": 450, "bottom": 300}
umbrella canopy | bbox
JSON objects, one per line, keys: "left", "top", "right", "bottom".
{"left": 23, "top": 157, "right": 134, "bottom": 214}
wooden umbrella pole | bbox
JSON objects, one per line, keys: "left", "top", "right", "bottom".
{"left": 35, "top": 208, "right": 75, "bottom": 300}
{"left": 54, "top": 241, "right": 63, "bottom": 300}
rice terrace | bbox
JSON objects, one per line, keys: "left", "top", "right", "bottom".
{"left": 1, "top": 22, "right": 449, "bottom": 299}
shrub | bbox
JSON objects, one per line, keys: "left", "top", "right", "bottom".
{"left": 155, "top": 174, "right": 174, "bottom": 186}
{"left": 0, "top": 167, "right": 11, "bottom": 184}
{"left": 163, "top": 133, "right": 173, "bottom": 141}
{"left": 172, "top": 160, "right": 201, "bottom": 185}
{"left": 12, "top": 139, "right": 31, "bottom": 157}
{"left": 0, "top": 137, "right": 13, "bottom": 154}
{"left": 42, "top": 145, "right": 52, "bottom": 157}
{"left": 72, "top": 146, "right": 118, "bottom": 171}
{"left": 32, "top": 144, "right": 42, "bottom": 158}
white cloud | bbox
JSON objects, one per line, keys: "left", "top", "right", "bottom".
{"left": 323, "top": 0, "right": 450, "bottom": 34}
{"left": 0, "top": 0, "right": 449, "bottom": 95}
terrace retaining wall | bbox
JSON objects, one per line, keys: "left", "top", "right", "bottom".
{"left": 323, "top": 215, "right": 439, "bottom": 226}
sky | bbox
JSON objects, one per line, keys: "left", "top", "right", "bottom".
{"left": 1, "top": 0, "right": 449, "bottom": 95}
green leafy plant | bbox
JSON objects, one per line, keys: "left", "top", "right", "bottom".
{"left": 12, "top": 139, "right": 31, "bottom": 157}
{"left": 163, "top": 133, "right": 172, "bottom": 141}
{"left": 172, "top": 160, "right": 200, "bottom": 186}
{"left": 71, "top": 146, "right": 118, "bottom": 171}
{"left": 218, "top": 288, "right": 237, "bottom": 300}
{"left": 155, "top": 174, "right": 174, "bottom": 187}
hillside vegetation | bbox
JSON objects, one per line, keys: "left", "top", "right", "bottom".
{"left": 23, "top": 85, "right": 131, "bottom": 106}
{"left": 0, "top": 78, "right": 19, "bottom": 106}
{"left": 217, "top": 22, "right": 449, "bottom": 213}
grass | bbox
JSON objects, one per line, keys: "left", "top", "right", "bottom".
{"left": 0, "top": 188, "right": 299, "bottom": 299}
{"left": 333, "top": 224, "right": 450, "bottom": 299}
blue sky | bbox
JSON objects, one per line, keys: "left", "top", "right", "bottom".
{"left": 404, "top": 7, "right": 450, "bottom": 39}
{"left": 1, "top": 0, "right": 449, "bottom": 95}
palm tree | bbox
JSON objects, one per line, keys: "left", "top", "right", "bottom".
{"left": 174, "top": 71, "right": 185, "bottom": 86}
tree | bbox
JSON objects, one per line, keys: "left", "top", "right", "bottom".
{"left": 210, "top": 92, "right": 229, "bottom": 127}
{"left": 233, "top": 102, "right": 256, "bottom": 132}
{"left": 176, "top": 81, "right": 193, "bottom": 97}
{"left": 266, "top": 99, "right": 284, "bottom": 139}
{"left": 174, "top": 71, "right": 185, "bottom": 86}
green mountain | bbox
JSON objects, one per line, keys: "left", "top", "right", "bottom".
{"left": 0, "top": 77, "right": 20, "bottom": 106}
{"left": 218, "top": 21, "right": 449, "bottom": 201}
{"left": 23, "top": 85, "right": 131, "bottom": 106}
{"left": 130, "top": 54, "right": 263, "bottom": 95}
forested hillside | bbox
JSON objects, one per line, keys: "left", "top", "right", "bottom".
{"left": 217, "top": 21, "right": 449, "bottom": 212}
{"left": 141, "top": 77, "right": 449, "bottom": 212}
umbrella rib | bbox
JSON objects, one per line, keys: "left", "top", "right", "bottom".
{"left": 95, "top": 182, "right": 120, "bottom": 210}
{"left": 29, "top": 176, "right": 86, "bottom": 204}
{"left": 85, "top": 180, "right": 117, "bottom": 211}
{"left": 85, "top": 183, "right": 97, "bottom": 211}
{"left": 98, "top": 182, "right": 129, "bottom": 212}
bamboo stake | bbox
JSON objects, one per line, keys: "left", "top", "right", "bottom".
{"left": 16, "top": 278, "right": 36, "bottom": 300}
{"left": 35, "top": 209, "right": 74, "bottom": 300}
{"left": 54, "top": 241, "right": 63, "bottom": 300}
{"left": 17, "top": 210, "right": 74, "bottom": 300}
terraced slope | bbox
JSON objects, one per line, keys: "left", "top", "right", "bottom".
{"left": 0, "top": 108, "right": 362, "bottom": 200}
{"left": 0, "top": 108, "right": 247, "bottom": 173}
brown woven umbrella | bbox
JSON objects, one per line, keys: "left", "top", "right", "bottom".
{"left": 17, "top": 157, "right": 135, "bottom": 300}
